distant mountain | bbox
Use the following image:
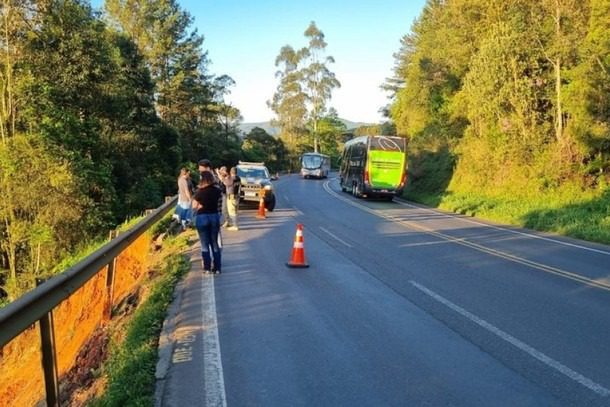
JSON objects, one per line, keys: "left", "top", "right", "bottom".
{"left": 239, "top": 121, "right": 279, "bottom": 136}
{"left": 239, "top": 118, "right": 376, "bottom": 136}
{"left": 337, "top": 118, "right": 376, "bottom": 131}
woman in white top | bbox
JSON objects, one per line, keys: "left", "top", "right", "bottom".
{"left": 176, "top": 168, "right": 192, "bottom": 229}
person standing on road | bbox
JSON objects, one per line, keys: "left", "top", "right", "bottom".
{"left": 192, "top": 171, "right": 222, "bottom": 275}
{"left": 176, "top": 168, "right": 192, "bottom": 230}
{"left": 198, "top": 158, "right": 213, "bottom": 177}
{"left": 223, "top": 167, "right": 241, "bottom": 230}
{"left": 198, "top": 158, "right": 224, "bottom": 220}
{"left": 217, "top": 166, "right": 229, "bottom": 227}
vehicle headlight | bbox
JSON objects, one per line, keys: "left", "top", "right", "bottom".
{"left": 264, "top": 185, "right": 272, "bottom": 191}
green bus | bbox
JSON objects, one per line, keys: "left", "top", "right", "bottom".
{"left": 339, "top": 135, "right": 407, "bottom": 200}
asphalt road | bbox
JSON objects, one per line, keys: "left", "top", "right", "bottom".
{"left": 156, "top": 173, "right": 610, "bottom": 406}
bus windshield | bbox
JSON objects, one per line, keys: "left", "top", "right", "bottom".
{"left": 302, "top": 155, "right": 323, "bottom": 169}
{"left": 369, "top": 137, "right": 406, "bottom": 152}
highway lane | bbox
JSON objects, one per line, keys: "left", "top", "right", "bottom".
{"left": 158, "top": 173, "right": 610, "bottom": 406}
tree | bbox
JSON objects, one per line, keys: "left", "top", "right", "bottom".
{"left": 316, "top": 108, "right": 346, "bottom": 166}
{"left": 268, "top": 45, "right": 308, "bottom": 145}
{"left": 241, "top": 127, "right": 288, "bottom": 172}
{"left": 0, "top": 135, "right": 87, "bottom": 299}
{"left": 106, "top": 0, "right": 238, "bottom": 165}
{"left": 534, "top": 0, "right": 590, "bottom": 144}
{"left": 302, "top": 22, "right": 341, "bottom": 151}
{"left": 269, "top": 22, "right": 340, "bottom": 155}
{"left": 0, "top": 0, "right": 189, "bottom": 300}
{"left": 564, "top": 0, "right": 610, "bottom": 173}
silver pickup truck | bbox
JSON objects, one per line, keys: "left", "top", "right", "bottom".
{"left": 236, "top": 161, "right": 276, "bottom": 211}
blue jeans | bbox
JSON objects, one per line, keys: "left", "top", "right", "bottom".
{"left": 195, "top": 213, "right": 222, "bottom": 272}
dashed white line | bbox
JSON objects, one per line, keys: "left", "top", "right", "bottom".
{"left": 201, "top": 275, "right": 227, "bottom": 407}
{"left": 323, "top": 180, "right": 610, "bottom": 292}
{"left": 319, "top": 226, "right": 353, "bottom": 247}
{"left": 410, "top": 280, "right": 610, "bottom": 397}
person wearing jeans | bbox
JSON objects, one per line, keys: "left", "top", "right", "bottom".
{"left": 192, "top": 171, "right": 223, "bottom": 274}
{"left": 176, "top": 168, "right": 193, "bottom": 230}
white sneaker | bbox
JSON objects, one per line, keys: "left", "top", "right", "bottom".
{"left": 227, "top": 226, "right": 239, "bottom": 231}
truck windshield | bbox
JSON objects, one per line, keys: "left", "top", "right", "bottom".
{"left": 238, "top": 168, "right": 269, "bottom": 179}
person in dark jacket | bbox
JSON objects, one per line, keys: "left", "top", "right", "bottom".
{"left": 192, "top": 171, "right": 222, "bottom": 275}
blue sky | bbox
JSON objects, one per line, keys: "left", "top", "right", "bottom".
{"left": 91, "top": 0, "right": 426, "bottom": 123}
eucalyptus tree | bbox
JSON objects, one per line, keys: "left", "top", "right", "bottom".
{"left": 302, "top": 21, "right": 340, "bottom": 152}
{"left": 268, "top": 45, "right": 309, "bottom": 145}
{"left": 269, "top": 22, "right": 340, "bottom": 153}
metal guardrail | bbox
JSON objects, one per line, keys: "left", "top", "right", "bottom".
{"left": 0, "top": 195, "right": 177, "bottom": 406}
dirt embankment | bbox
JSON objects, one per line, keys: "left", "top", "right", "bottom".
{"left": 0, "top": 233, "right": 150, "bottom": 407}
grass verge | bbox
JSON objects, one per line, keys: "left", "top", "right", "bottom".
{"left": 89, "top": 234, "right": 190, "bottom": 407}
{"left": 404, "top": 187, "right": 610, "bottom": 245}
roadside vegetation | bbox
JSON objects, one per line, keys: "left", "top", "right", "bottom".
{"left": 3, "top": 0, "right": 608, "bottom": 307}
{"left": 0, "top": 0, "right": 251, "bottom": 303}
{"left": 389, "top": 0, "right": 610, "bottom": 245}
{"left": 89, "top": 234, "right": 190, "bottom": 407}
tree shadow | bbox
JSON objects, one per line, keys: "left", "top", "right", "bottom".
{"left": 403, "top": 145, "right": 456, "bottom": 207}
{"left": 520, "top": 189, "right": 610, "bottom": 245}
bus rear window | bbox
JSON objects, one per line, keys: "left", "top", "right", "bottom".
{"left": 369, "top": 137, "right": 405, "bottom": 152}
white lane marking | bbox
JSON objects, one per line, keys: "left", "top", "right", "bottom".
{"left": 319, "top": 226, "right": 353, "bottom": 248}
{"left": 399, "top": 240, "right": 452, "bottom": 248}
{"left": 201, "top": 275, "right": 227, "bottom": 407}
{"left": 394, "top": 199, "right": 610, "bottom": 256}
{"left": 323, "top": 181, "right": 610, "bottom": 292}
{"left": 410, "top": 280, "right": 610, "bottom": 397}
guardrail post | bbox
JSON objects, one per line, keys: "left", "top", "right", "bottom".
{"left": 103, "top": 230, "right": 118, "bottom": 321}
{"left": 165, "top": 196, "right": 173, "bottom": 203}
{"left": 36, "top": 278, "right": 61, "bottom": 407}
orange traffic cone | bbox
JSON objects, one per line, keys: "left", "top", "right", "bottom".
{"left": 287, "top": 224, "right": 309, "bottom": 268}
{"left": 256, "top": 195, "right": 266, "bottom": 219}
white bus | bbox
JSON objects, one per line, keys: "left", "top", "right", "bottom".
{"left": 300, "top": 153, "right": 331, "bottom": 179}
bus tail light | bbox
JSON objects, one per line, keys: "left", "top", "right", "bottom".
{"left": 364, "top": 168, "right": 370, "bottom": 185}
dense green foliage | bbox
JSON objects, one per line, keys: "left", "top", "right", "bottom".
{"left": 389, "top": 0, "right": 610, "bottom": 242}
{"left": 90, "top": 242, "right": 190, "bottom": 407}
{"left": 241, "top": 127, "right": 289, "bottom": 172}
{"left": 0, "top": 0, "right": 241, "bottom": 300}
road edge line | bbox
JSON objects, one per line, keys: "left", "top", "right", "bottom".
{"left": 201, "top": 275, "right": 227, "bottom": 406}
